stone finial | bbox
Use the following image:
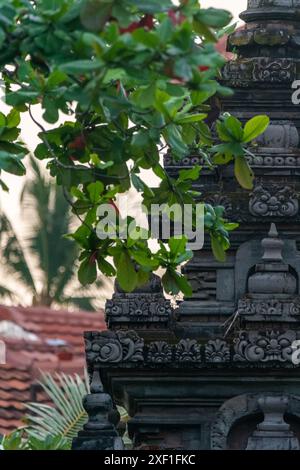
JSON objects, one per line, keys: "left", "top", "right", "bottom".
{"left": 261, "top": 223, "right": 284, "bottom": 262}
{"left": 72, "top": 370, "right": 124, "bottom": 450}
{"left": 247, "top": 224, "right": 297, "bottom": 295}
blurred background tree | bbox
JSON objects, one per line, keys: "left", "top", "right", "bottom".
{"left": 0, "top": 157, "right": 106, "bottom": 311}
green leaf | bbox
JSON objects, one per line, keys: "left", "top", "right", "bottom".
{"left": 97, "top": 256, "right": 116, "bottom": 276}
{"left": 60, "top": 60, "right": 102, "bottom": 74}
{"left": 163, "top": 124, "right": 189, "bottom": 158}
{"left": 6, "top": 109, "right": 20, "bottom": 128}
{"left": 224, "top": 115, "right": 244, "bottom": 141}
{"left": 243, "top": 115, "right": 270, "bottom": 143}
{"left": 162, "top": 269, "right": 192, "bottom": 297}
{"left": 175, "top": 113, "right": 207, "bottom": 125}
{"left": 80, "top": 0, "right": 113, "bottom": 32}
{"left": 0, "top": 151, "right": 26, "bottom": 175}
{"left": 0, "top": 111, "right": 6, "bottom": 128}
{"left": 115, "top": 251, "right": 138, "bottom": 292}
{"left": 178, "top": 166, "right": 201, "bottom": 182}
{"left": 211, "top": 235, "right": 226, "bottom": 262}
{"left": 168, "top": 236, "right": 187, "bottom": 257}
{"left": 127, "top": 0, "right": 172, "bottom": 14}
{"left": 6, "top": 90, "right": 39, "bottom": 106}
{"left": 234, "top": 155, "right": 254, "bottom": 190}
{"left": 216, "top": 120, "right": 234, "bottom": 142}
{"left": 87, "top": 181, "right": 104, "bottom": 203}
{"left": 132, "top": 29, "right": 160, "bottom": 48}
{"left": 47, "top": 70, "right": 68, "bottom": 89}
{"left": 78, "top": 257, "right": 97, "bottom": 285}
{"left": 196, "top": 8, "right": 232, "bottom": 29}
{"left": 34, "top": 142, "right": 49, "bottom": 160}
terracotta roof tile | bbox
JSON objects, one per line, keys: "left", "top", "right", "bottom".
{"left": 0, "top": 305, "right": 106, "bottom": 435}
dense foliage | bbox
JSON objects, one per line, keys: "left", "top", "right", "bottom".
{"left": 0, "top": 0, "right": 269, "bottom": 295}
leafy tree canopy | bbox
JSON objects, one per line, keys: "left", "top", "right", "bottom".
{"left": 0, "top": 0, "right": 269, "bottom": 295}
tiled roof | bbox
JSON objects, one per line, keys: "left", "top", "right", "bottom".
{"left": 0, "top": 305, "right": 106, "bottom": 435}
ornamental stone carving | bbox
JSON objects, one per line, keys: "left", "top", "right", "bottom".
{"left": 233, "top": 330, "right": 296, "bottom": 363}
{"left": 246, "top": 154, "right": 300, "bottom": 167}
{"left": 249, "top": 185, "right": 299, "bottom": 217}
{"left": 253, "top": 58, "right": 295, "bottom": 83}
{"left": 106, "top": 296, "right": 172, "bottom": 320}
{"left": 205, "top": 339, "right": 230, "bottom": 363}
{"left": 164, "top": 153, "right": 204, "bottom": 167}
{"left": 223, "top": 58, "right": 296, "bottom": 87}
{"left": 147, "top": 341, "right": 172, "bottom": 364}
{"left": 105, "top": 274, "right": 173, "bottom": 328}
{"left": 174, "top": 339, "right": 202, "bottom": 363}
{"left": 238, "top": 299, "right": 300, "bottom": 317}
{"left": 85, "top": 331, "right": 144, "bottom": 366}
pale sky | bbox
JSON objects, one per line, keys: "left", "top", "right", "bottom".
{"left": 0, "top": 0, "right": 248, "bottom": 300}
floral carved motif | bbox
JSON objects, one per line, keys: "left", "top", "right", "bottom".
{"left": 205, "top": 339, "right": 230, "bottom": 363}
{"left": 233, "top": 330, "right": 296, "bottom": 363}
{"left": 147, "top": 341, "right": 173, "bottom": 364}
{"left": 249, "top": 185, "right": 299, "bottom": 217}
{"left": 174, "top": 339, "right": 202, "bottom": 363}
{"left": 85, "top": 330, "right": 144, "bottom": 365}
{"left": 253, "top": 58, "right": 295, "bottom": 83}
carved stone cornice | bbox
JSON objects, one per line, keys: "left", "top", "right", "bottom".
{"left": 238, "top": 298, "right": 300, "bottom": 321}
{"left": 84, "top": 330, "right": 300, "bottom": 368}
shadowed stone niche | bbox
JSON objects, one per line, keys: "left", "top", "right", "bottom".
{"left": 211, "top": 394, "right": 300, "bottom": 450}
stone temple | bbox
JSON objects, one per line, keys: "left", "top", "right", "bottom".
{"left": 73, "top": 0, "right": 300, "bottom": 450}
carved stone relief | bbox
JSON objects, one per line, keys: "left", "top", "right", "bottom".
{"left": 249, "top": 185, "right": 299, "bottom": 217}
{"left": 174, "top": 339, "right": 202, "bottom": 363}
{"left": 205, "top": 339, "right": 230, "bottom": 363}
{"left": 85, "top": 331, "right": 144, "bottom": 366}
{"left": 147, "top": 341, "right": 172, "bottom": 364}
{"left": 233, "top": 330, "right": 296, "bottom": 362}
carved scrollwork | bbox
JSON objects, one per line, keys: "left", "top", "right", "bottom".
{"left": 253, "top": 58, "right": 296, "bottom": 83}
{"left": 85, "top": 330, "right": 144, "bottom": 365}
{"left": 223, "top": 57, "right": 296, "bottom": 88}
{"left": 233, "top": 330, "right": 296, "bottom": 363}
{"left": 105, "top": 295, "right": 172, "bottom": 326}
{"left": 238, "top": 299, "right": 282, "bottom": 316}
{"left": 205, "top": 339, "right": 230, "bottom": 363}
{"left": 249, "top": 185, "right": 299, "bottom": 217}
{"left": 174, "top": 339, "right": 202, "bottom": 363}
{"left": 147, "top": 341, "right": 173, "bottom": 364}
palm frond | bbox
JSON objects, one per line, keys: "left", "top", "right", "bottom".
{"left": 61, "top": 296, "right": 97, "bottom": 312}
{"left": 26, "top": 372, "right": 89, "bottom": 443}
{"left": 0, "top": 211, "right": 37, "bottom": 295}
{"left": 20, "top": 157, "right": 81, "bottom": 304}
{"left": 0, "top": 284, "right": 17, "bottom": 301}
